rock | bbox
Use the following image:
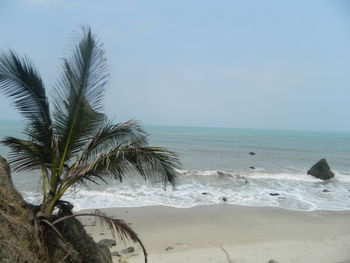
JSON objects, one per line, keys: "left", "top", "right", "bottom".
{"left": 323, "top": 189, "right": 331, "bottom": 193}
{"left": 111, "top": 251, "right": 121, "bottom": 257}
{"left": 269, "top": 193, "right": 279, "bottom": 196}
{"left": 217, "top": 171, "right": 233, "bottom": 177}
{"left": 249, "top": 152, "right": 255, "bottom": 155}
{"left": 51, "top": 214, "right": 113, "bottom": 263}
{"left": 202, "top": 192, "right": 209, "bottom": 195}
{"left": 249, "top": 166, "right": 255, "bottom": 170}
{"left": 222, "top": 197, "right": 227, "bottom": 202}
{"left": 98, "top": 239, "right": 117, "bottom": 247}
{"left": 165, "top": 246, "right": 174, "bottom": 251}
{"left": 120, "top": 247, "right": 135, "bottom": 255}
{"left": 307, "top": 159, "right": 334, "bottom": 180}
{"left": 267, "top": 260, "right": 279, "bottom": 263}
{"left": 0, "top": 156, "right": 51, "bottom": 263}
{"left": 0, "top": 153, "right": 114, "bottom": 263}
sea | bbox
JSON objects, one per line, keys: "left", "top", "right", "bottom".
{"left": 1, "top": 120, "right": 350, "bottom": 211}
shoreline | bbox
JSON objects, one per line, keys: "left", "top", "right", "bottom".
{"left": 79, "top": 204, "right": 350, "bottom": 262}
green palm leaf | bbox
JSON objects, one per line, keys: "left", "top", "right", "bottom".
{"left": 66, "top": 144, "right": 180, "bottom": 187}
{"left": 2, "top": 137, "right": 47, "bottom": 171}
{"left": 0, "top": 51, "right": 51, "bottom": 125}
{"left": 52, "top": 27, "right": 108, "bottom": 169}
{"left": 0, "top": 51, "right": 52, "bottom": 151}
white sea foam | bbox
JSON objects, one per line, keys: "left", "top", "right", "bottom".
{"left": 21, "top": 169, "right": 350, "bottom": 212}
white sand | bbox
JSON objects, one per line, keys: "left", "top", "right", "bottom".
{"left": 79, "top": 204, "right": 350, "bottom": 263}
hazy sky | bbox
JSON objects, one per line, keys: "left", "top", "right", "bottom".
{"left": 0, "top": 0, "right": 350, "bottom": 131}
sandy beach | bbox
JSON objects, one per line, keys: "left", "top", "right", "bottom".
{"left": 79, "top": 204, "right": 350, "bottom": 263}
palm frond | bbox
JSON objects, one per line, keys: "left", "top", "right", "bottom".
{"left": 121, "top": 146, "right": 180, "bottom": 186}
{"left": 77, "top": 120, "right": 148, "bottom": 165}
{"left": 0, "top": 50, "right": 51, "bottom": 126}
{"left": 1, "top": 137, "right": 48, "bottom": 171}
{"left": 52, "top": 26, "right": 108, "bottom": 166}
{"left": 66, "top": 144, "right": 181, "bottom": 187}
{"left": 52, "top": 210, "right": 148, "bottom": 263}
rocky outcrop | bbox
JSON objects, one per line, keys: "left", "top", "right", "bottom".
{"left": 0, "top": 156, "right": 113, "bottom": 263}
{"left": 307, "top": 159, "right": 334, "bottom": 180}
{"left": 0, "top": 156, "right": 50, "bottom": 263}
{"left": 47, "top": 212, "right": 113, "bottom": 263}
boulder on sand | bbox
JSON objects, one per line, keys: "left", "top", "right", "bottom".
{"left": 307, "top": 159, "right": 334, "bottom": 180}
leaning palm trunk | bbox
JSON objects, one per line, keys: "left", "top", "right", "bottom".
{"left": 0, "top": 27, "right": 181, "bottom": 263}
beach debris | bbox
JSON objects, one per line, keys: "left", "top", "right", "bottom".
{"left": 100, "top": 233, "right": 105, "bottom": 235}
{"left": 165, "top": 246, "right": 174, "bottom": 251}
{"left": 202, "top": 192, "right": 209, "bottom": 195}
{"left": 278, "top": 197, "right": 286, "bottom": 200}
{"left": 98, "top": 239, "right": 116, "bottom": 247}
{"left": 323, "top": 189, "right": 331, "bottom": 193}
{"left": 249, "top": 152, "right": 255, "bottom": 155}
{"left": 120, "top": 246, "right": 135, "bottom": 255}
{"left": 249, "top": 166, "right": 255, "bottom": 170}
{"left": 267, "top": 260, "right": 279, "bottom": 263}
{"left": 219, "top": 245, "right": 233, "bottom": 263}
{"left": 269, "top": 193, "right": 279, "bottom": 196}
{"left": 222, "top": 197, "right": 228, "bottom": 202}
{"left": 307, "top": 159, "right": 334, "bottom": 180}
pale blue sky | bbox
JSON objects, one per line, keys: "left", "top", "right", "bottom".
{"left": 0, "top": 0, "right": 350, "bottom": 131}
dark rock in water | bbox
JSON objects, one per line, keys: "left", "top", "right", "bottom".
{"left": 267, "top": 260, "right": 279, "bottom": 263}
{"left": 98, "top": 239, "right": 117, "bottom": 247}
{"left": 323, "top": 189, "right": 331, "bottom": 193}
{"left": 120, "top": 247, "right": 135, "bottom": 255}
{"left": 249, "top": 152, "right": 255, "bottom": 155}
{"left": 222, "top": 197, "right": 227, "bottom": 202}
{"left": 307, "top": 159, "right": 334, "bottom": 180}
{"left": 165, "top": 246, "right": 174, "bottom": 251}
{"left": 269, "top": 193, "right": 279, "bottom": 196}
{"left": 217, "top": 171, "right": 233, "bottom": 177}
{"left": 202, "top": 192, "right": 209, "bottom": 195}
{"left": 249, "top": 166, "right": 255, "bottom": 170}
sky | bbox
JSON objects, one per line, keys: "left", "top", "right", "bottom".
{"left": 0, "top": 0, "right": 350, "bottom": 132}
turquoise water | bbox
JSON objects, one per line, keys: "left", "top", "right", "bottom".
{"left": 1, "top": 121, "right": 350, "bottom": 211}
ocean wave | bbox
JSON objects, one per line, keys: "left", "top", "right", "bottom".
{"left": 180, "top": 169, "right": 350, "bottom": 182}
{"left": 21, "top": 169, "right": 350, "bottom": 212}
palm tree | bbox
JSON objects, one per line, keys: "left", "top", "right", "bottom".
{"left": 0, "top": 27, "right": 180, "bottom": 262}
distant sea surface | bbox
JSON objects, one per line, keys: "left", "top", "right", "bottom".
{"left": 1, "top": 120, "right": 350, "bottom": 211}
